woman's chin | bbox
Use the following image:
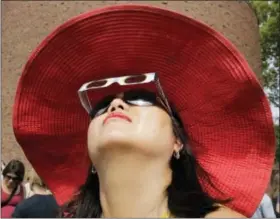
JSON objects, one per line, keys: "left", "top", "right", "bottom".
{"left": 95, "top": 138, "right": 165, "bottom": 159}
{"left": 88, "top": 131, "right": 140, "bottom": 158}
{"left": 97, "top": 136, "right": 136, "bottom": 151}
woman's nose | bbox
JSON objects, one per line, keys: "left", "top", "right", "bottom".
{"left": 108, "top": 98, "right": 129, "bottom": 113}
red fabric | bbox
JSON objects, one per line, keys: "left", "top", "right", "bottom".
{"left": 12, "top": 5, "right": 275, "bottom": 217}
{"left": 1, "top": 185, "right": 24, "bottom": 218}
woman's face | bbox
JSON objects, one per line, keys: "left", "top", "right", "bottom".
{"left": 3, "top": 173, "right": 20, "bottom": 189}
{"left": 88, "top": 90, "right": 181, "bottom": 163}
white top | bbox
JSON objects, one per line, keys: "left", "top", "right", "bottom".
{"left": 23, "top": 182, "right": 35, "bottom": 198}
{"left": 252, "top": 194, "right": 276, "bottom": 218}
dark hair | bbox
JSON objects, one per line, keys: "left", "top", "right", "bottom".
{"left": 1, "top": 160, "right": 25, "bottom": 207}
{"left": 59, "top": 104, "right": 231, "bottom": 217}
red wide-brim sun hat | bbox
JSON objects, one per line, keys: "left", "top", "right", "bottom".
{"left": 13, "top": 4, "right": 275, "bottom": 217}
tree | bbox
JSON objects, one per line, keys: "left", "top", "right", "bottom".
{"left": 250, "top": 1, "right": 279, "bottom": 108}
{"left": 249, "top": 1, "right": 279, "bottom": 164}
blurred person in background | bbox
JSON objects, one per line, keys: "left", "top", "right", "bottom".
{"left": 276, "top": 195, "right": 279, "bottom": 216}
{"left": 1, "top": 160, "right": 25, "bottom": 218}
{"left": 12, "top": 169, "right": 59, "bottom": 218}
{"left": 252, "top": 193, "right": 276, "bottom": 218}
{"left": 271, "top": 172, "right": 279, "bottom": 217}
{"left": 23, "top": 168, "right": 37, "bottom": 199}
{"left": 2, "top": 161, "right": 6, "bottom": 172}
{"left": 1, "top": 161, "right": 6, "bottom": 180}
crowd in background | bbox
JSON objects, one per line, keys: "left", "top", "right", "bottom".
{"left": 1, "top": 160, "right": 59, "bottom": 218}
{"left": 1, "top": 159, "right": 279, "bottom": 218}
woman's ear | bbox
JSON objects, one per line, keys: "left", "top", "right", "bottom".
{"left": 173, "top": 138, "right": 183, "bottom": 153}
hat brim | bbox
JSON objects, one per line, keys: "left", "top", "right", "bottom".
{"left": 13, "top": 4, "right": 275, "bottom": 217}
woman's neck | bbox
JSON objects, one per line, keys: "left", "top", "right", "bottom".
{"left": 96, "top": 149, "right": 172, "bottom": 218}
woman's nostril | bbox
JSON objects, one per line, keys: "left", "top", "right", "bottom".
{"left": 109, "top": 98, "right": 126, "bottom": 112}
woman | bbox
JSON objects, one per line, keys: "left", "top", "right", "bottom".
{"left": 12, "top": 4, "right": 275, "bottom": 218}
{"left": 12, "top": 169, "right": 59, "bottom": 218}
{"left": 1, "top": 160, "right": 25, "bottom": 218}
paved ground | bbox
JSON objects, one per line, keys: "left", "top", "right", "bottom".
{"left": 2, "top": 1, "right": 261, "bottom": 172}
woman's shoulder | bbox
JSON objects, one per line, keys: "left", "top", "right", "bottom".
{"left": 205, "top": 205, "right": 246, "bottom": 218}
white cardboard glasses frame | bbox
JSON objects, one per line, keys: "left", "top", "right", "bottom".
{"left": 78, "top": 73, "right": 170, "bottom": 114}
{"left": 77, "top": 72, "right": 184, "bottom": 143}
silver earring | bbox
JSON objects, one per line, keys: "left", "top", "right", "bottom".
{"left": 91, "top": 166, "right": 97, "bottom": 174}
{"left": 174, "top": 151, "right": 180, "bottom": 159}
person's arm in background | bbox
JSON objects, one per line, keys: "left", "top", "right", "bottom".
{"left": 261, "top": 194, "right": 276, "bottom": 218}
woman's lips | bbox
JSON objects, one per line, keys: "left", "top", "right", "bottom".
{"left": 103, "top": 112, "right": 132, "bottom": 125}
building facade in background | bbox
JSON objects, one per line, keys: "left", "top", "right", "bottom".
{"left": 2, "top": 1, "right": 262, "bottom": 171}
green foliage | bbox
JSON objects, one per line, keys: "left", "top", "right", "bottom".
{"left": 250, "top": 1, "right": 279, "bottom": 108}
{"left": 249, "top": 1, "right": 279, "bottom": 163}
